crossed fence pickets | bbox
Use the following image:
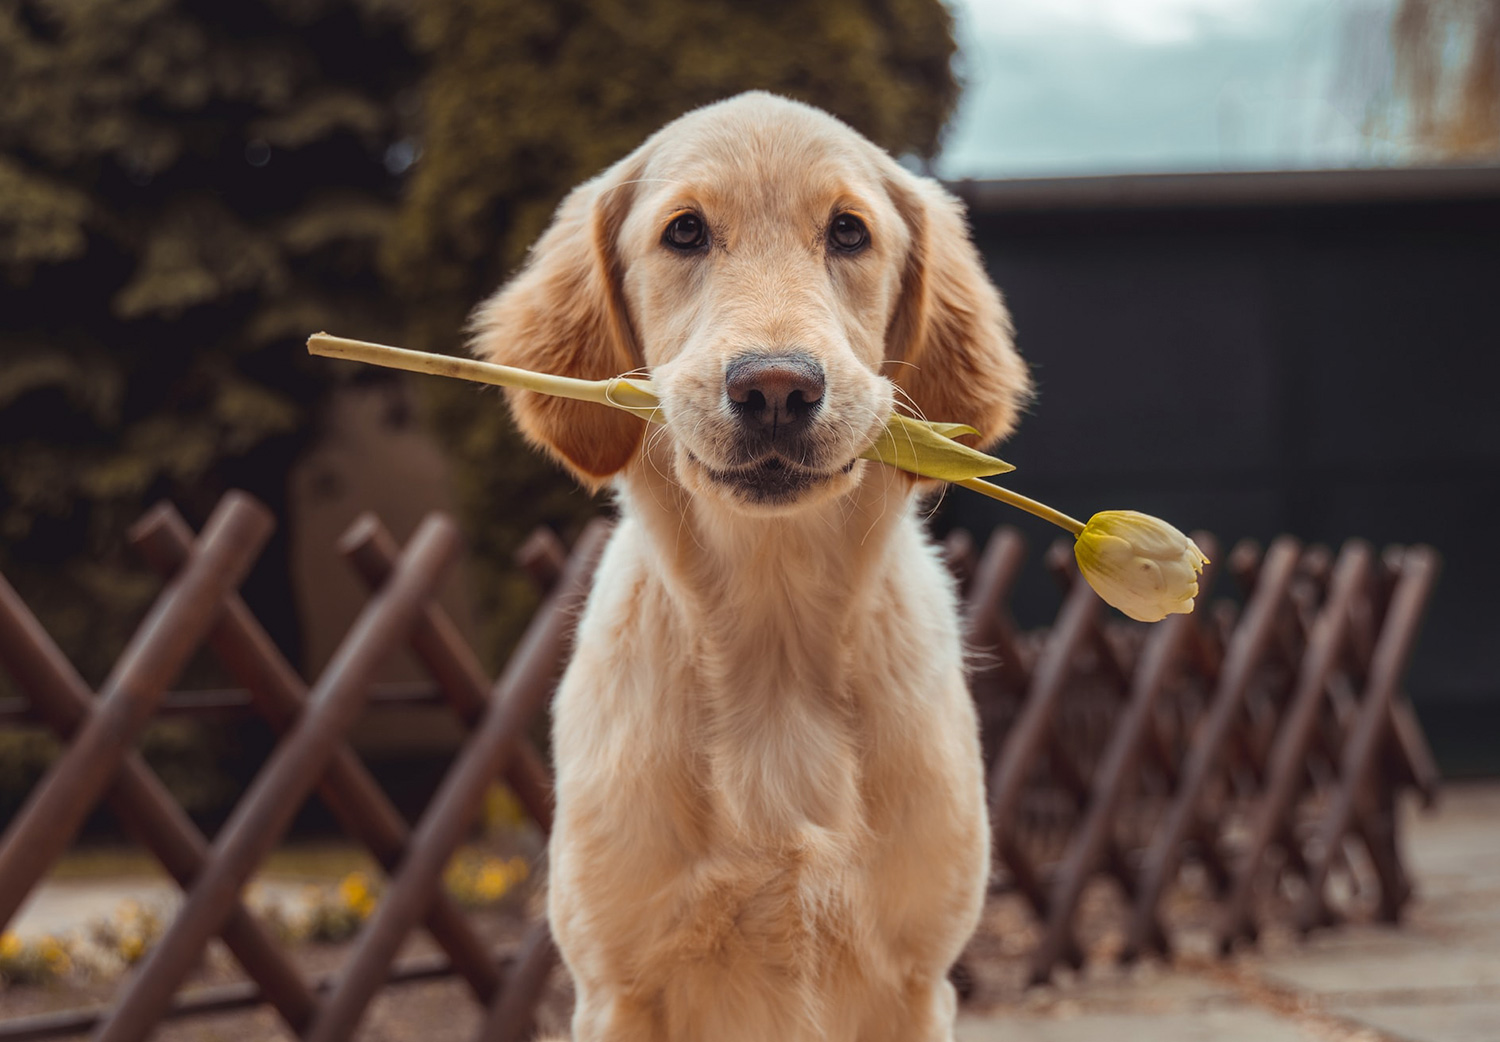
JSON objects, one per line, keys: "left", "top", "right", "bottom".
{"left": 949, "top": 526, "right": 1440, "bottom": 986}
{"left": 0, "top": 491, "right": 1440, "bottom": 1039}
{"left": 0, "top": 493, "right": 607, "bottom": 1041}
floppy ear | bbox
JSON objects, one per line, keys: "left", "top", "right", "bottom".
{"left": 470, "top": 158, "right": 646, "bottom": 488}
{"left": 883, "top": 170, "right": 1032, "bottom": 450}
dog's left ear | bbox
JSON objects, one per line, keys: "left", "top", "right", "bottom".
{"left": 470, "top": 155, "right": 647, "bottom": 488}
{"left": 883, "top": 170, "right": 1032, "bottom": 449}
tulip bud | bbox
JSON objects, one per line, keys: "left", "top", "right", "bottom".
{"left": 1074, "top": 510, "right": 1208, "bottom": 622}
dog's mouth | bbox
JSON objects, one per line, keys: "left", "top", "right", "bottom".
{"left": 692, "top": 453, "right": 858, "bottom": 504}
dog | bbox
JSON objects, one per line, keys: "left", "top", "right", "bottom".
{"left": 472, "top": 91, "right": 1030, "bottom": 1042}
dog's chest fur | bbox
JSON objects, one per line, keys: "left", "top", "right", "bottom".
{"left": 545, "top": 479, "right": 988, "bottom": 1038}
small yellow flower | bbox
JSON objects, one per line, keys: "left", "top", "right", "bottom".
{"left": 338, "top": 873, "right": 376, "bottom": 918}
{"left": 38, "top": 937, "right": 71, "bottom": 974}
{"left": 1074, "top": 510, "right": 1208, "bottom": 622}
{"left": 0, "top": 932, "right": 22, "bottom": 961}
{"left": 482, "top": 784, "right": 528, "bottom": 832}
{"left": 476, "top": 863, "right": 508, "bottom": 900}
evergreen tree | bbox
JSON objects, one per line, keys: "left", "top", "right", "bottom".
{"left": 0, "top": 0, "right": 420, "bottom": 681}
{"left": 0, "top": 0, "right": 960, "bottom": 683}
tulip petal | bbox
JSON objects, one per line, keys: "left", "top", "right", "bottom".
{"left": 1074, "top": 510, "right": 1207, "bottom": 622}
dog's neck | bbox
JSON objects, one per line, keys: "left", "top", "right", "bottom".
{"left": 618, "top": 457, "right": 925, "bottom": 842}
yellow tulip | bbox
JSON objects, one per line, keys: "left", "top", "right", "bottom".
{"left": 307, "top": 333, "right": 1208, "bottom": 620}
{"left": 1074, "top": 511, "right": 1209, "bottom": 622}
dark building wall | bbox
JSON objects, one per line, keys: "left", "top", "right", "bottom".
{"left": 944, "top": 169, "right": 1500, "bottom": 774}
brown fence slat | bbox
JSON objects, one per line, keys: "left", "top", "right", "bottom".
{"left": 1293, "top": 546, "right": 1440, "bottom": 932}
{"left": 0, "top": 573, "right": 318, "bottom": 1032}
{"left": 1028, "top": 535, "right": 1219, "bottom": 983}
{"left": 1123, "top": 536, "right": 1302, "bottom": 960}
{"left": 1215, "top": 540, "right": 1373, "bottom": 950}
{"left": 0, "top": 493, "right": 274, "bottom": 934}
{"left": 131, "top": 505, "right": 504, "bottom": 1005}
{"left": 0, "top": 505, "right": 1447, "bottom": 1040}
{"left": 303, "top": 519, "right": 609, "bottom": 1042}
{"left": 985, "top": 566, "right": 1101, "bottom": 968}
{"left": 476, "top": 920, "right": 562, "bottom": 1042}
{"left": 341, "top": 518, "right": 561, "bottom": 836}
{"left": 94, "top": 513, "right": 462, "bottom": 1042}
{"left": 964, "top": 527, "right": 1030, "bottom": 695}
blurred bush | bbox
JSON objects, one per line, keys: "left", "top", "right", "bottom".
{"left": 0, "top": 0, "right": 958, "bottom": 700}
{"left": 0, "top": 0, "right": 421, "bottom": 685}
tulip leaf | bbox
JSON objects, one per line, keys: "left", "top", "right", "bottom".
{"left": 860, "top": 413, "right": 1015, "bottom": 479}
{"left": 925, "top": 421, "right": 980, "bottom": 440}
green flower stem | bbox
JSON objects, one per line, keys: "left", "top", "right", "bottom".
{"left": 956, "top": 477, "right": 1086, "bottom": 537}
{"left": 307, "top": 333, "right": 662, "bottom": 419}
{"left": 311, "top": 333, "right": 600, "bottom": 399}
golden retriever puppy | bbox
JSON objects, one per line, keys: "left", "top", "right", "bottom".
{"left": 473, "top": 91, "right": 1030, "bottom": 1042}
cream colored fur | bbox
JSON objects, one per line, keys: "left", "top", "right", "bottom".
{"left": 473, "top": 92, "right": 1030, "bottom": 1042}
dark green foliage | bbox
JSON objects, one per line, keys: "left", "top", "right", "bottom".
{"left": 393, "top": 0, "right": 956, "bottom": 295}
{"left": 0, "top": 0, "right": 420, "bottom": 683}
{"left": 0, "top": 0, "right": 958, "bottom": 700}
{"left": 388, "top": 0, "right": 960, "bottom": 662}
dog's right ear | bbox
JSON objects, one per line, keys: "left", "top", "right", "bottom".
{"left": 881, "top": 167, "right": 1031, "bottom": 450}
{"left": 470, "top": 157, "right": 646, "bottom": 488}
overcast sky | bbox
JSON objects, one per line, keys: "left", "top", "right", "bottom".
{"left": 936, "top": 0, "right": 1409, "bottom": 178}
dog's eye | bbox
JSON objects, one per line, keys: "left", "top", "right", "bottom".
{"left": 828, "top": 213, "right": 869, "bottom": 253}
{"left": 664, "top": 213, "right": 708, "bottom": 251}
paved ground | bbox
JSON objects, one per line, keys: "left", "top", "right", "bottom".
{"left": 13, "top": 873, "right": 334, "bottom": 943}
{"left": 957, "top": 781, "right": 1500, "bottom": 1042}
{"left": 11, "top": 784, "right": 1499, "bottom": 1041}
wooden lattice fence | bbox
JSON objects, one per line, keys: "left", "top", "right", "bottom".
{"left": 0, "top": 491, "right": 1440, "bottom": 1038}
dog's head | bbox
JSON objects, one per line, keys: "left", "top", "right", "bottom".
{"left": 473, "top": 92, "right": 1030, "bottom": 513}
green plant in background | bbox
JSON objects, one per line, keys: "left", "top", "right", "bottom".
{"left": 87, "top": 899, "right": 163, "bottom": 967}
{"left": 480, "top": 782, "right": 530, "bottom": 835}
{"left": 0, "top": 0, "right": 961, "bottom": 821}
{"left": 386, "top": 0, "right": 962, "bottom": 664}
{"left": 443, "top": 850, "right": 530, "bottom": 907}
{"left": 301, "top": 871, "right": 381, "bottom": 943}
{"left": 0, "top": 931, "right": 72, "bottom": 985}
{"left": 0, "top": 0, "right": 421, "bottom": 687}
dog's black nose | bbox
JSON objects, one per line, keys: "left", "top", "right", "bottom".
{"left": 725, "top": 353, "right": 825, "bottom": 437}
